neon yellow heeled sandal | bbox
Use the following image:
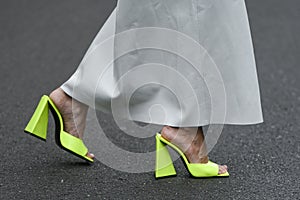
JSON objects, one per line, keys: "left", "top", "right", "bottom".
{"left": 155, "top": 133, "right": 229, "bottom": 178}
{"left": 24, "top": 95, "right": 94, "bottom": 163}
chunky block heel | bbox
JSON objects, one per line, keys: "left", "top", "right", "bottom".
{"left": 24, "top": 95, "right": 49, "bottom": 140}
{"left": 155, "top": 134, "right": 177, "bottom": 178}
{"left": 155, "top": 133, "right": 229, "bottom": 178}
{"left": 24, "top": 95, "right": 94, "bottom": 163}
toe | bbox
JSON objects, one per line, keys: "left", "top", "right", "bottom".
{"left": 86, "top": 152, "right": 95, "bottom": 159}
{"left": 218, "top": 165, "right": 228, "bottom": 174}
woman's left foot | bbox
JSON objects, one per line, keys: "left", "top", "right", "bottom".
{"left": 49, "top": 88, "right": 94, "bottom": 159}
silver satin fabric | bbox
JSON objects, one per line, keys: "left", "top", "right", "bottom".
{"left": 61, "top": 0, "right": 264, "bottom": 126}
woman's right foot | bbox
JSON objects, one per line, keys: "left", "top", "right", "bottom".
{"left": 49, "top": 88, "right": 94, "bottom": 159}
{"left": 161, "top": 126, "right": 228, "bottom": 174}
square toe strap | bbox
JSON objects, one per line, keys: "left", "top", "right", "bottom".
{"left": 60, "top": 131, "right": 89, "bottom": 156}
{"left": 189, "top": 161, "right": 220, "bottom": 177}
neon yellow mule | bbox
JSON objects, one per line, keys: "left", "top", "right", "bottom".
{"left": 24, "top": 95, "right": 93, "bottom": 163}
{"left": 155, "top": 133, "right": 229, "bottom": 178}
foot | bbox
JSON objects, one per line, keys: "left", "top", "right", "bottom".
{"left": 49, "top": 88, "right": 94, "bottom": 159}
{"left": 161, "top": 126, "right": 228, "bottom": 175}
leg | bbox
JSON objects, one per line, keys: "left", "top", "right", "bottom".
{"left": 161, "top": 126, "right": 227, "bottom": 174}
{"left": 49, "top": 88, "right": 94, "bottom": 159}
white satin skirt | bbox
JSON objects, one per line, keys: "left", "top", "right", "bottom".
{"left": 61, "top": 0, "right": 264, "bottom": 126}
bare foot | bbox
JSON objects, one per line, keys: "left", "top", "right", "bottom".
{"left": 49, "top": 88, "right": 94, "bottom": 159}
{"left": 161, "top": 126, "right": 227, "bottom": 174}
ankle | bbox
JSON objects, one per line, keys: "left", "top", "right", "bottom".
{"left": 160, "top": 126, "right": 175, "bottom": 141}
{"left": 49, "top": 88, "right": 70, "bottom": 106}
{"left": 184, "top": 143, "right": 209, "bottom": 163}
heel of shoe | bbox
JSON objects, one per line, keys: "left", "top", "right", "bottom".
{"left": 24, "top": 95, "right": 49, "bottom": 140}
{"left": 155, "top": 134, "right": 176, "bottom": 178}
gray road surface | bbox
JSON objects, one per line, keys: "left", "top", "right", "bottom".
{"left": 0, "top": 0, "right": 299, "bottom": 199}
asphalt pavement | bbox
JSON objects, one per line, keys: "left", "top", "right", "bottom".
{"left": 0, "top": 0, "right": 299, "bottom": 199}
